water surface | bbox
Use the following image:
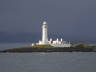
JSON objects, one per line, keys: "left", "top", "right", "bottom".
{"left": 0, "top": 43, "right": 32, "bottom": 50}
{"left": 0, "top": 52, "right": 96, "bottom": 72}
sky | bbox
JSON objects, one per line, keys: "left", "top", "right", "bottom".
{"left": 0, "top": 0, "right": 96, "bottom": 38}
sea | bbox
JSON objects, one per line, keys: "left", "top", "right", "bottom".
{"left": 0, "top": 43, "right": 96, "bottom": 72}
{"left": 0, "top": 42, "right": 32, "bottom": 50}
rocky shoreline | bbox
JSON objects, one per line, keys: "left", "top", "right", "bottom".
{"left": 0, "top": 46, "right": 96, "bottom": 53}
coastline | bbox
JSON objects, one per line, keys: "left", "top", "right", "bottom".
{"left": 0, "top": 46, "right": 96, "bottom": 53}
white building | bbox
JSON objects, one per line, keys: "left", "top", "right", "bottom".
{"left": 38, "top": 21, "right": 49, "bottom": 45}
{"left": 32, "top": 21, "right": 71, "bottom": 47}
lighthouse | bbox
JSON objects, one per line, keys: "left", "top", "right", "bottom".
{"left": 32, "top": 21, "right": 71, "bottom": 47}
{"left": 41, "top": 21, "right": 48, "bottom": 44}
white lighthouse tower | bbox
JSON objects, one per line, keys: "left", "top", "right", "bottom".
{"left": 37, "top": 21, "right": 49, "bottom": 45}
{"left": 41, "top": 21, "right": 48, "bottom": 44}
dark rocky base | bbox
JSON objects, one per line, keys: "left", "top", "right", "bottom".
{"left": 0, "top": 46, "right": 96, "bottom": 53}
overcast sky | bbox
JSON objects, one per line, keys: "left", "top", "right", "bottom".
{"left": 0, "top": 0, "right": 96, "bottom": 37}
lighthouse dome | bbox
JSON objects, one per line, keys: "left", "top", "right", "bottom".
{"left": 43, "top": 21, "right": 47, "bottom": 25}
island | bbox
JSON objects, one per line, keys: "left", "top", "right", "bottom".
{"left": 0, "top": 44, "right": 96, "bottom": 53}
